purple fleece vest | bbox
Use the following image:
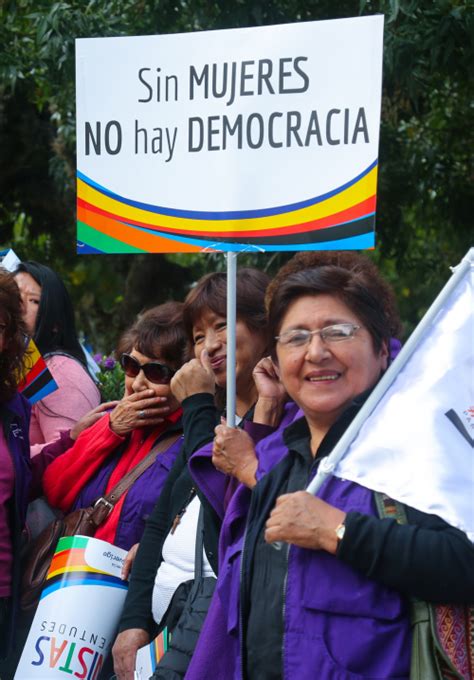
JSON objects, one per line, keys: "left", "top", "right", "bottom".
{"left": 73, "top": 434, "right": 183, "bottom": 550}
{"left": 282, "top": 476, "right": 410, "bottom": 680}
{"left": 188, "top": 420, "right": 411, "bottom": 679}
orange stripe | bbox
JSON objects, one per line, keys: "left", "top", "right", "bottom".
{"left": 77, "top": 205, "right": 203, "bottom": 253}
{"left": 49, "top": 548, "right": 86, "bottom": 572}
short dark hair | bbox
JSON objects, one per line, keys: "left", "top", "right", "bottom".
{"left": 125, "top": 301, "right": 189, "bottom": 370}
{"left": 15, "top": 261, "right": 86, "bottom": 367}
{"left": 183, "top": 268, "right": 270, "bottom": 343}
{"left": 0, "top": 268, "right": 29, "bottom": 403}
{"left": 267, "top": 253, "right": 400, "bottom": 355}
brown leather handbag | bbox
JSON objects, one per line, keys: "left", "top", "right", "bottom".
{"left": 21, "top": 432, "right": 181, "bottom": 611}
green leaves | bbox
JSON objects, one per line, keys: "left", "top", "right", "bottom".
{"left": 0, "top": 0, "right": 472, "bottom": 346}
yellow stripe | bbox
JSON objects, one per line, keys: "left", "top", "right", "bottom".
{"left": 77, "top": 167, "right": 377, "bottom": 234}
{"left": 46, "top": 565, "right": 105, "bottom": 580}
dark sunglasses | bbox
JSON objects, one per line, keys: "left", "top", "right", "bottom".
{"left": 120, "top": 353, "right": 175, "bottom": 384}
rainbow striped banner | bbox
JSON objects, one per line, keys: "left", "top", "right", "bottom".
{"left": 41, "top": 535, "right": 128, "bottom": 599}
{"left": 77, "top": 161, "right": 376, "bottom": 254}
{"left": 15, "top": 536, "right": 128, "bottom": 680}
{"left": 135, "top": 628, "right": 170, "bottom": 678}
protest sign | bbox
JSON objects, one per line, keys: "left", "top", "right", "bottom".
{"left": 15, "top": 536, "right": 128, "bottom": 679}
{"left": 76, "top": 16, "right": 383, "bottom": 254}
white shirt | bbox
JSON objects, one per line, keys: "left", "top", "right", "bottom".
{"left": 151, "top": 496, "right": 216, "bottom": 625}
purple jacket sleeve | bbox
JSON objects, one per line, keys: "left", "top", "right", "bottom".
{"left": 29, "top": 429, "right": 75, "bottom": 500}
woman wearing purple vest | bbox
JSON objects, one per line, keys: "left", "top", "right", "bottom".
{"left": 0, "top": 269, "right": 79, "bottom": 679}
{"left": 42, "top": 302, "right": 188, "bottom": 552}
{"left": 187, "top": 253, "right": 474, "bottom": 680}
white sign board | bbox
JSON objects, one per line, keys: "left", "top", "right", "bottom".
{"left": 76, "top": 16, "right": 383, "bottom": 253}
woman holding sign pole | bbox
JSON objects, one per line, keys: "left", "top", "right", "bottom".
{"left": 112, "top": 269, "right": 297, "bottom": 679}
{"left": 187, "top": 254, "right": 474, "bottom": 680}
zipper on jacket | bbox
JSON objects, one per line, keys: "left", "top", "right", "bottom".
{"left": 239, "top": 523, "right": 249, "bottom": 680}
{"left": 170, "top": 486, "right": 196, "bottom": 534}
{"left": 281, "top": 542, "right": 290, "bottom": 680}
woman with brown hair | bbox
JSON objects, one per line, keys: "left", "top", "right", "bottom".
{"left": 0, "top": 269, "right": 78, "bottom": 678}
{"left": 0, "top": 269, "right": 31, "bottom": 672}
{"left": 112, "top": 268, "right": 294, "bottom": 680}
{"left": 42, "top": 302, "right": 188, "bottom": 553}
{"left": 187, "top": 252, "right": 474, "bottom": 680}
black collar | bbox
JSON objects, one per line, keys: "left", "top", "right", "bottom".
{"left": 283, "top": 387, "right": 371, "bottom": 461}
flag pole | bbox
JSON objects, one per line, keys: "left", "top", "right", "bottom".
{"left": 226, "top": 251, "right": 238, "bottom": 428}
{"left": 306, "top": 247, "right": 474, "bottom": 497}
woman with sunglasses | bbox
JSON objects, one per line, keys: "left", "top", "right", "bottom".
{"left": 42, "top": 302, "right": 187, "bottom": 554}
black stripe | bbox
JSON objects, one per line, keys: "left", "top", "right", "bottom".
{"left": 445, "top": 410, "right": 474, "bottom": 448}
{"left": 21, "top": 368, "right": 53, "bottom": 399}
{"left": 189, "top": 214, "right": 374, "bottom": 245}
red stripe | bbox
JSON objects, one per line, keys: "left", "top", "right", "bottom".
{"left": 18, "top": 357, "right": 48, "bottom": 389}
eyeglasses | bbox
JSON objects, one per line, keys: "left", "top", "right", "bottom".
{"left": 276, "top": 323, "right": 361, "bottom": 348}
{"left": 120, "top": 353, "right": 175, "bottom": 384}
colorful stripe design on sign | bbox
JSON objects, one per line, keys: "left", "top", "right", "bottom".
{"left": 76, "top": 161, "right": 377, "bottom": 253}
{"left": 41, "top": 536, "right": 127, "bottom": 600}
{"left": 17, "top": 339, "right": 59, "bottom": 405}
{"left": 149, "top": 629, "right": 170, "bottom": 669}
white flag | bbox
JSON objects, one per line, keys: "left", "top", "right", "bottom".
{"left": 333, "top": 259, "right": 474, "bottom": 540}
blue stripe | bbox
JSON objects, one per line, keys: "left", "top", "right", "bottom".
{"left": 77, "top": 160, "right": 377, "bottom": 221}
{"left": 41, "top": 577, "right": 127, "bottom": 599}
{"left": 255, "top": 232, "right": 376, "bottom": 252}
{"left": 28, "top": 381, "right": 58, "bottom": 405}
{"left": 76, "top": 241, "right": 105, "bottom": 254}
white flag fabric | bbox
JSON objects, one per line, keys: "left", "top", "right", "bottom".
{"left": 333, "top": 263, "right": 474, "bottom": 540}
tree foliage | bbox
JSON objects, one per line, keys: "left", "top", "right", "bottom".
{"left": 0, "top": 0, "right": 472, "bottom": 347}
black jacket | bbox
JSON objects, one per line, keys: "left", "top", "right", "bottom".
{"left": 118, "top": 393, "right": 221, "bottom": 635}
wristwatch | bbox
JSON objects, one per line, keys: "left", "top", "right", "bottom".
{"left": 335, "top": 521, "right": 346, "bottom": 544}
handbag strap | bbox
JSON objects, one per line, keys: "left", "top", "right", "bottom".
{"left": 183, "top": 504, "right": 210, "bottom": 616}
{"left": 90, "top": 430, "right": 182, "bottom": 524}
{"left": 193, "top": 503, "right": 205, "bottom": 581}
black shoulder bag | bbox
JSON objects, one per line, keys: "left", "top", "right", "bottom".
{"left": 151, "top": 503, "right": 217, "bottom": 679}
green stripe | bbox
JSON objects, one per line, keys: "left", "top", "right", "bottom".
{"left": 56, "top": 535, "right": 89, "bottom": 553}
{"left": 77, "top": 220, "right": 145, "bottom": 253}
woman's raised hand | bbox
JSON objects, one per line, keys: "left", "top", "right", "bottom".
{"left": 121, "top": 543, "right": 139, "bottom": 581}
{"left": 252, "top": 356, "right": 288, "bottom": 426}
{"left": 170, "top": 350, "right": 216, "bottom": 403}
{"left": 264, "top": 491, "right": 346, "bottom": 555}
{"left": 109, "top": 390, "right": 170, "bottom": 436}
{"left": 70, "top": 400, "right": 119, "bottom": 440}
{"left": 212, "top": 422, "right": 258, "bottom": 488}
